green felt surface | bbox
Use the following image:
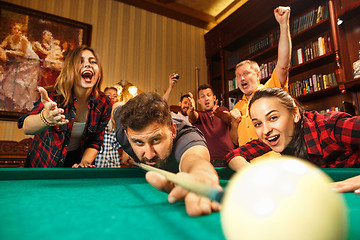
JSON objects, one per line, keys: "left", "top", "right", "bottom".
{"left": 0, "top": 168, "right": 359, "bottom": 240}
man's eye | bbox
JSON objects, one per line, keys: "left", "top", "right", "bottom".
{"left": 134, "top": 140, "right": 144, "bottom": 145}
{"left": 152, "top": 138, "right": 159, "bottom": 144}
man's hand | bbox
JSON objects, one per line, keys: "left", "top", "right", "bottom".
{"left": 187, "top": 92, "right": 196, "bottom": 112}
{"left": 145, "top": 171, "right": 221, "bottom": 216}
{"left": 331, "top": 175, "right": 360, "bottom": 194}
{"left": 274, "top": 6, "right": 290, "bottom": 26}
{"left": 38, "top": 87, "right": 68, "bottom": 126}
{"left": 169, "top": 73, "right": 179, "bottom": 88}
{"left": 229, "top": 108, "right": 242, "bottom": 124}
{"left": 213, "top": 100, "right": 232, "bottom": 124}
{"left": 119, "top": 148, "right": 136, "bottom": 167}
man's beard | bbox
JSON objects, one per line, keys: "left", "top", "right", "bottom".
{"left": 140, "top": 156, "right": 168, "bottom": 169}
{"left": 139, "top": 141, "right": 173, "bottom": 169}
{"left": 181, "top": 108, "right": 188, "bottom": 116}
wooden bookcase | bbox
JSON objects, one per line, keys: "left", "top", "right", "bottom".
{"left": 205, "top": 0, "right": 360, "bottom": 114}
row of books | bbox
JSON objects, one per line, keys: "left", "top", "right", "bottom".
{"left": 318, "top": 107, "right": 344, "bottom": 114}
{"left": 226, "top": 4, "right": 329, "bottom": 67}
{"left": 228, "top": 78, "right": 238, "bottom": 92}
{"left": 248, "top": 30, "right": 280, "bottom": 56}
{"left": 291, "top": 35, "right": 332, "bottom": 66}
{"left": 259, "top": 60, "right": 277, "bottom": 80}
{"left": 292, "top": 3, "right": 329, "bottom": 35}
{"left": 289, "top": 72, "right": 337, "bottom": 98}
{"left": 228, "top": 97, "right": 239, "bottom": 111}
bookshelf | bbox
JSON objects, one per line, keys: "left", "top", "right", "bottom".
{"left": 205, "top": 0, "right": 360, "bottom": 114}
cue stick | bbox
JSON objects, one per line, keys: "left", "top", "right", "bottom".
{"left": 133, "top": 162, "right": 224, "bottom": 203}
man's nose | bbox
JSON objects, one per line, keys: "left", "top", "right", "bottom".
{"left": 144, "top": 144, "right": 156, "bottom": 160}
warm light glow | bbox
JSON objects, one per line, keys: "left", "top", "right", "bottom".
{"left": 115, "top": 85, "right": 123, "bottom": 95}
{"left": 337, "top": 18, "right": 343, "bottom": 25}
{"left": 128, "top": 86, "right": 138, "bottom": 96}
{"left": 116, "top": 80, "right": 141, "bottom": 103}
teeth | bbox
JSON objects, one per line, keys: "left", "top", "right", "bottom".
{"left": 267, "top": 136, "right": 278, "bottom": 141}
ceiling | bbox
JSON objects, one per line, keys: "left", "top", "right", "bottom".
{"left": 116, "top": 0, "right": 248, "bottom": 30}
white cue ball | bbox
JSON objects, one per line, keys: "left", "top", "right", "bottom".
{"left": 221, "top": 156, "right": 348, "bottom": 240}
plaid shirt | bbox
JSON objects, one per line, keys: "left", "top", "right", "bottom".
{"left": 226, "top": 111, "right": 360, "bottom": 168}
{"left": 95, "top": 125, "right": 121, "bottom": 168}
{"left": 18, "top": 90, "right": 112, "bottom": 167}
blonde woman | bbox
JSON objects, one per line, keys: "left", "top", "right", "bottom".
{"left": 18, "top": 45, "right": 112, "bottom": 167}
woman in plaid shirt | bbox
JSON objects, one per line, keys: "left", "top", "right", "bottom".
{"left": 226, "top": 87, "right": 360, "bottom": 193}
{"left": 18, "top": 46, "right": 112, "bottom": 167}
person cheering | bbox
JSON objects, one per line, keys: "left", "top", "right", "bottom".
{"left": 18, "top": 46, "right": 112, "bottom": 167}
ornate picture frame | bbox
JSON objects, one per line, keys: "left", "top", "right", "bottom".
{"left": 0, "top": 1, "right": 92, "bottom": 121}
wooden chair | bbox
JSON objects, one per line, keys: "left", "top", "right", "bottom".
{"left": 0, "top": 138, "right": 33, "bottom": 168}
{"left": 170, "top": 105, "right": 180, "bottom": 113}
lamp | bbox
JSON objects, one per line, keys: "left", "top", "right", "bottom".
{"left": 116, "top": 80, "right": 140, "bottom": 103}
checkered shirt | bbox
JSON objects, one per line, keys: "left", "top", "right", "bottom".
{"left": 95, "top": 126, "right": 121, "bottom": 168}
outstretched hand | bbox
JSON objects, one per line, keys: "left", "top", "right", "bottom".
{"left": 188, "top": 92, "right": 196, "bottom": 112}
{"left": 145, "top": 171, "right": 221, "bottom": 216}
{"left": 331, "top": 175, "right": 360, "bottom": 194}
{"left": 274, "top": 6, "right": 290, "bottom": 25}
{"left": 38, "top": 87, "right": 68, "bottom": 126}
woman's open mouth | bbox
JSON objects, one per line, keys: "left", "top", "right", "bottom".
{"left": 265, "top": 135, "right": 280, "bottom": 146}
{"left": 81, "top": 70, "right": 94, "bottom": 82}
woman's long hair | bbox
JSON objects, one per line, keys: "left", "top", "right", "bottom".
{"left": 249, "top": 87, "right": 309, "bottom": 160}
{"left": 54, "top": 45, "right": 103, "bottom": 106}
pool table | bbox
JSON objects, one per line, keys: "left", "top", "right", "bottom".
{"left": 0, "top": 168, "right": 359, "bottom": 240}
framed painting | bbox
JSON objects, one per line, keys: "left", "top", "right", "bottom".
{"left": 0, "top": 1, "right": 92, "bottom": 121}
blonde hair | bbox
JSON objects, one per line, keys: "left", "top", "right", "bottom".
{"left": 54, "top": 45, "right": 103, "bottom": 106}
{"left": 235, "top": 60, "right": 260, "bottom": 73}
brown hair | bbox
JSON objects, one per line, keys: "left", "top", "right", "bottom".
{"left": 249, "top": 88, "right": 308, "bottom": 160}
{"left": 197, "top": 84, "right": 214, "bottom": 95}
{"left": 118, "top": 92, "right": 172, "bottom": 131}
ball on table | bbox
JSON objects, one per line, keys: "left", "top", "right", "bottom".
{"left": 221, "top": 156, "right": 347, "bottom": 240}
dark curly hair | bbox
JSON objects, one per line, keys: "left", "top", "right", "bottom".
{"left": 249, "top": 87, "right": 309, "bottom": 160}
{"left": 119, "top": 92, "right": 172, "bottom": 130}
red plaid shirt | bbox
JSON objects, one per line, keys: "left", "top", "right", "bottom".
{"left": 226, "top": 111, "right": 360, "bottom": 168}
{"left": 18, "top": 90, "right": 112, "bottom": 167}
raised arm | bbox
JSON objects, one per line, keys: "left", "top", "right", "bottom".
{"left": 163, "top": 73, "right": 179, "bottom": 101}
{"left": 274, "top": 6, "right": 292, "bottom": 87}
{"left": 187, "top": 92, "right": 199, "bottom": 123}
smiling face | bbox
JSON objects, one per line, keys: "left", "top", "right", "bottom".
{"left": 179, "top": 97, "right": 190, "bottom": 116}
{"left": 250, "top": 97, "right": 300, "bottom": 153}
{"left": 11, "top": 24, "right": 22, "bottom": 36}
{"left": 105, "top": 88, "right": 119, "bottom": 103}
{"left": 235, "top": 63, "right": 261, "bottom": 98}
{"left": 198, "top": 88, "right": 216, "bottom": 111}
{"left": 126, "top": 121, "right": 176, "bottom": 168}
{"left": 75, "top": 49, "right": 100, "bottom": 91}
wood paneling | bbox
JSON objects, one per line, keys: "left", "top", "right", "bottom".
{"left": 0, "top": 0, "right": 207, "bottom": 141}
